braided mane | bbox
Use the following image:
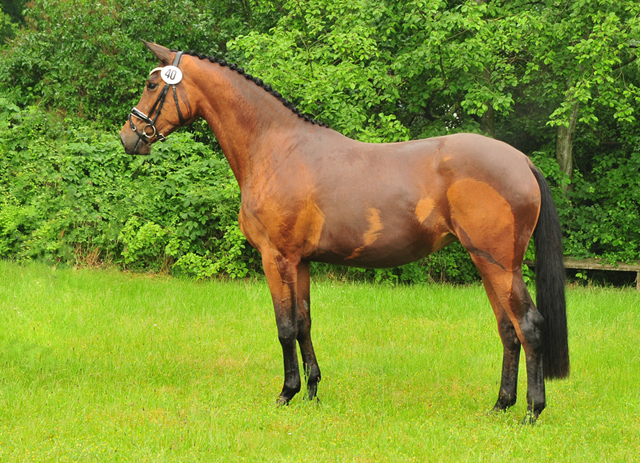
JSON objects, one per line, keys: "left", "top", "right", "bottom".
{"left": 182, "top": 50, "right": 330, "bottom": 128}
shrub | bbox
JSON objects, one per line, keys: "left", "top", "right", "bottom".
{"left": 0, "top": 99, "right": 259, "bottom": 276}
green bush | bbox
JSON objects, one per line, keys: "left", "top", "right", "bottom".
{"left": 0, "top": 0, "right": 282, "bottom": 128}
{"left": 530, "top": 141, "right": 640, "bottom": 264}
{"left": 0, "top": 98, "right": 259, "bottom": 276}
{"left": 2, "top": 94, "right": 638, "bottom": 284}
{"left": 2, "top": 0, "right": 639, "bottom": 285}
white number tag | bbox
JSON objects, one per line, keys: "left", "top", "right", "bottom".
{"left": 160, "top": 66, "right": 183, "bottom": 85}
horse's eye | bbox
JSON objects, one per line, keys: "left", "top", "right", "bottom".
{"left": 147, "top": 82, "right": 158, "bottom": 91}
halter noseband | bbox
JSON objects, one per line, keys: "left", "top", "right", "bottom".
{"left": 129, "top": 51, "right": 186, "bottom": 143}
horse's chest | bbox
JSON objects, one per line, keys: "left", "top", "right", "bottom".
{"left": 238, "top": 199, "right": 325, "bottom": 258}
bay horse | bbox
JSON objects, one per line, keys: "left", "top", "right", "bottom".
{"left": 120, "top": 41, "right": 569, "bottom": 423}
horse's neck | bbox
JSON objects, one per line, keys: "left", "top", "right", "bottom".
{"left": 190, "top": 59, "right": 312, "bottom": 188}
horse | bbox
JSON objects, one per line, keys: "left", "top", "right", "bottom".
{"left": 120, "top": 41, "right": 569, "bottom": 423}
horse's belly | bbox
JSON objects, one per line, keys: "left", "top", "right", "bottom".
{"left": 309, "top": 221, "right": 456, "bottom": 269}
{"left": 310, "top": 248, "right": 421, "bottom": 268}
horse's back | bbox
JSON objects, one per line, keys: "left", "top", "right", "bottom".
{"left": 308, "top": 132, "right": 537, "bottom": 202}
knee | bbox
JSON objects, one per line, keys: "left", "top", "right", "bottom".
{"left": 277, "top": 321, "right": 298, "bottom": 346}
{"left": 521, "top": 309, "right": 545, "bottom": 352}
{"left": 499, "top": 319, "right": 521, "bottom": 349}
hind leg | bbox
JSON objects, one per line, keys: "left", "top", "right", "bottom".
{"left": 480, "top": 265, "right": 546, "bottom": 422}
{"left": 520, "top": 287, "right": 546, "bottom": 423}
{"left": 481, "top": 276, "right": 521, "bottom": 411}
{"left": 296, "top": 261, "right": 321, "bottom": 400}
{"left": 447, "top": 173, "right": 544, "bottom": 420}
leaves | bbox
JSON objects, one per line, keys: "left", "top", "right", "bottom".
{"left": 1, "top": 0, "right": 640, "bottom": 280}
{"left": 0, "top": 0, "right": 284, "bottom": 128}
{"left": 0, "top": 104, "right": 258, "bottom": 276}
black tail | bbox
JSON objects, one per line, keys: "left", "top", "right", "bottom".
{"left": 530, "top": 165, "right": 570, "bottom": 379}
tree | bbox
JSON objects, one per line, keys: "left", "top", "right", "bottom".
{"left": 233, "top": 0, "right": 640, "bottom": 263}
{"left": 0, "top": 0, "right": 285, "bottom": 127}
{"left": 523, "top": 0, "right": 640, "bottom": 191}
{"left": 2, "top": 0, "right": 640, "bottom": 275}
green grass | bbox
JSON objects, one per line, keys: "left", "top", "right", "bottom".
{"left": 1, "top": 261, "right": 639, "bottom": 462}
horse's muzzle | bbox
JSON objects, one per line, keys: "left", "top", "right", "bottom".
{"left": 119, "top": 127, "right": 151, "bottom": 155}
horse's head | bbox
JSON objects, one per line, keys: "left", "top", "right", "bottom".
{"left": 120, "top": 41, "right": 192, "bottom": 155}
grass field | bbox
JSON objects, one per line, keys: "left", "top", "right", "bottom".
{"left": 1, "top": 261, "right": 639, "bottom": 462}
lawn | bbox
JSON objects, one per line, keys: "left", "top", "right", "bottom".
{"left": 1, "top": 261, "right": 638, "bottom": 461}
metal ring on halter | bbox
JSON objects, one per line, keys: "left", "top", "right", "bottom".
{"left": 129, "top": 107, "right": 165, "bottom": 141}
{"left": 142, "top": 123, "right": 158, "bottom": 139}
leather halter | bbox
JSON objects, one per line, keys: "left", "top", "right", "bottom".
{"left": 129, "top": 52, "right": 185, "bottom": 143}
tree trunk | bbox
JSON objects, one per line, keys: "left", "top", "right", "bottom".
{"left": 481, "top": 104, "right": 495, "bottom": 138}
{"left": 555, "top": 102, "right": 579, "bottom": 193}
{"left": 480, "top": 66, "right": 495, "bottom": 137}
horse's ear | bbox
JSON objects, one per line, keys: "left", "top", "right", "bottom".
{"left": 141, "top": 40, "right": 174, "bottom": 66}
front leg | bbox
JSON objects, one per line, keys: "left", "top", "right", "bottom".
{"left": 262, "top": 250, "right": 302, "bottom": 404}
{"left": 296, "top": 261, "right": 322, "bottom": 400}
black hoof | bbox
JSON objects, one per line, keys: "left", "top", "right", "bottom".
{"left": 277, "top": 382, "right": 301, "bottom": 406}
{"left": 306, "top": 384, "right": 318, "bottom": 401}
{"left": 492, "top": 395, "right": 517, "bottom": 411}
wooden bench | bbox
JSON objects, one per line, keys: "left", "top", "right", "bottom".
{"left": 525, "top": 258, "right": 640, "bottom": 290}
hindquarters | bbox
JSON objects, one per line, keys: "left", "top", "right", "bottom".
{"left": 441, "top": 141, "right": 569, "bottom": 419}
{"left": 442, "top": 143, "right": 551, "bottom": 419}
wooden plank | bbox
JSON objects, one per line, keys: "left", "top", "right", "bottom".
{"left": 524, "top": 258, "right": 640, "bottom": 272}
{"left": 563, "top": 258, "right": 640, "bottom": 272}
{"left": 523, "top": 258, "right": 640, "bottom": 290}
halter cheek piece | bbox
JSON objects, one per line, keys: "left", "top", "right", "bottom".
{"left": 129, "top": 51, "right": 185, "bottom": 143}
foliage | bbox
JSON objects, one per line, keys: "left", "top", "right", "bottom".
{"left": 0, "top": 0, "right": 26, "bottom": 23}
{"left": 0, "top": 95, "right": 476, "bottom": 282}
{"left": 0, "top": 0, "right": 283, "bottom": 127}
{"left": 234, "top": 0, "right": 640, "bottom": 138}
{"left": 0, "top": 7, "right": 16, "bottom": 43}
{"left": 231, "top": 0, "right": 411, "bottom": 141}
{"left": 232, "top": 0, "right": 640, "bottom": 266}
{"left": 0, "top": 98, "right": 258, "bottom": 277}
{"left": 1, "top": 0, "right": 640, "bottom": 282}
